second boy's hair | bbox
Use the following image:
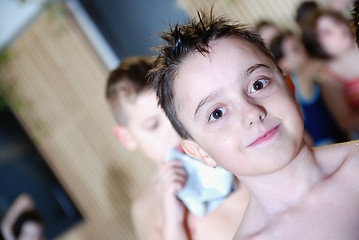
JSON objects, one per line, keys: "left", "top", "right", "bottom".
{"left": 149, "top": 12, "right": 277, "bottom": 139}
{"left": 105, "top": 56, "right": 154, "bottom": 125}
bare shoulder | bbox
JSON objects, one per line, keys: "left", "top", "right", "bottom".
{"left": 313, "top": 140, "right": 359, "bottom": 175}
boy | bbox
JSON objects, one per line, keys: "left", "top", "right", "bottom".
{"left": 105, "top": 56, "right": 249, "bottom": 239}
{"left": 149, "top": 13, "right": 359, "bottom": 239}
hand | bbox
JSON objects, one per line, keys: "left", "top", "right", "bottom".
{"left": 155, "top": 159, "right": 188, "bottom": 237}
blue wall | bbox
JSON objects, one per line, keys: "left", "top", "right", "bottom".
{"left": 79, "top": 0, "right": 189, "bottom": 59}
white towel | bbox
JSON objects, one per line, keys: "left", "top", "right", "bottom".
{"left": 165, "top": 147, "right": 235, "bottom": 216}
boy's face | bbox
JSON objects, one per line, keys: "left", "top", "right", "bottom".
{"left": 175, "top": 37, "right": 304, "bottom": 176}
{"left": 118, "top": 90, "right": 182, "bottom": 164}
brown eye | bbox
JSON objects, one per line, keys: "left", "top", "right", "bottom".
{"left": 209, "top": 107, "right": 226, "bottom": 121}
{"left": 250, "top": 79, "right": 269, "bottom": 93}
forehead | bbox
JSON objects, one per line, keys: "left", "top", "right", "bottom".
{"left": 174, "top": 37, "right": 276, "bottom": 107}
{"left": 176, "top": 37, "right": 275, "bottom": 82}
{"left": 123, "top": 90, "right": 160, "bottom": 122}
{"left": 317, "top": 15, "right": 338, "bottom": 29}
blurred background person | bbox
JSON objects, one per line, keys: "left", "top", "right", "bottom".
{"left": 302, "top": 9, "right": 359, "bottom": 139}
{"left": 1, "top": 194, "right": 45, "bottom": 240}
{"left": 254, "top": 20, "right": 280, "bottom": 48}
{"left": 295, "top": 1, "right": 320, "bottom": 28}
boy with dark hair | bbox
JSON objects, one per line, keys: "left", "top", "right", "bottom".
{"left": 149, "top": 12, "right": 359, "bottom": 239}
{"left": 105, "top": 56, "right": 249, "bottom": 240}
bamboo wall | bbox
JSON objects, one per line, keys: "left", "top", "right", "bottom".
{"left": 0, "top": 1, "right": 334, "bottom": 239}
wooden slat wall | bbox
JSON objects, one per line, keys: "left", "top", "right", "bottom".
{"left": 178, "top": 0, "right": 330, "bottom": 32}
{"left": 0, "top": 3, "right": 155, "bottom": 240}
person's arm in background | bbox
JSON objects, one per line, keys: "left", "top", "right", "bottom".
{"left": 1, "top": 194, "right": 35, "bottom": 240}
{"left": 321, "top": 75, "right": 359, "bottom": 132}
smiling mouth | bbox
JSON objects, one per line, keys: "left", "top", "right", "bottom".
{"left": 247, "top": 125, "right": 280, "bottom": 148}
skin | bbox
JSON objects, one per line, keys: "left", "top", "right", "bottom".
{"left": 18, "top": 222, "right": 43, "bottom": 240}
{"left": 114, "top": 90, "right": 183, "bottom": 164}
{"left": 317, "top": 16, "right": 353, "bottom": 58}
{"left": 114, "top": 89, "right": 249, "bottom": 239}
{"left": 173, "top": 37, "right": 359, "bottom": 239}
{"left": 113, "top": 90, "right": 187, "bottom": 239}
{"left": 178, "top": 37, "right": 303, "bottom": 176}
{"left": 258, "top": 25, "right": 280, "bottom": 48}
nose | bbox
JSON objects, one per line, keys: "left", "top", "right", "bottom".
{"left": 241, "top": 99, "right": 267, "bottom": 127}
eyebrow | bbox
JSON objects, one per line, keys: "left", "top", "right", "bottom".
{"left": 246, "top": 63, "right": 272, "bottom": 76}
{"left": 194, "top": 90, "right": 222, "bottom": 119}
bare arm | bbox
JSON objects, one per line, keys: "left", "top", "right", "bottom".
{"left": 131, "top": 160, "right": 189, "bottom": 240}
{"left": 157, "top": 160, "right": 189, "bottom": 240}
{"left": 1, "top": 194, "right": 35, "bottom": 240}
{"left": 321, "top": 75, "right": 359, "bottom": 132}
{"left": 131, "top": 199, "right": 162, "bottom": 240}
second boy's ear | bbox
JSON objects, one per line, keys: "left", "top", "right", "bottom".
{"left": 182, "top": 139, "right": 217, "bottom": 168}
{"left": 113, "top": 126, "right": 137, "bottom": 151}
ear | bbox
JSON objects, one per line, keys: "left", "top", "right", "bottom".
{"left": 284, "top": 74, "right": 296, "bottom": 98}
{"left": 181, "top": 139, "right": 217, "bottom": 168}
{"left": 113, "top": 126, "right": 137, "bottom": 151}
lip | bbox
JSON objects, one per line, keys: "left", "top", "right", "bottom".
{"left": 247, "top": 124, "right": 280, "bottom": 148}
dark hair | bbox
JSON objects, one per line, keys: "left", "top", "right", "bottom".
{"left": 149, "top": 11, "right": 276, "bottom": 139}
{"left": 255, "top": 20, "right": 277, "bottom": 33}
{"left": 105, "top": 56, "right": 154, "bottom": 124}
{"left": 353, "top": 0, "right": 359, "bottom": 47}
{"left": 301, "top": 9, "right": 352, "bottom": 59}
{"left": 270, "top": 31, "right": 294, "bottom": 62}
{"left": 12, "top": 210, "right": 44, "bottom": 238}
{"left": 295, "top": 1, "right": 319, "bottom": 25}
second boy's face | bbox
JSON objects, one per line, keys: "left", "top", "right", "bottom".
{"left": 124, "top": 90, "right": 182, "bottom": 164}
{"left": 175, "top": 37, "right": 304, "bottom": 177}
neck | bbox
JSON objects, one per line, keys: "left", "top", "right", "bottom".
{"left": 239, "top": 142, "right": 323, "bottom": 216}
{"left": 335, "top": 42, "right": 358, "bottom": 60}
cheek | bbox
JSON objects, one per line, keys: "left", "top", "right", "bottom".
{"left": 138, "top": 139, "right": 166, "bottom": 163}
{"left": 201, "top": 133, "right": 242, "bottom": 169}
